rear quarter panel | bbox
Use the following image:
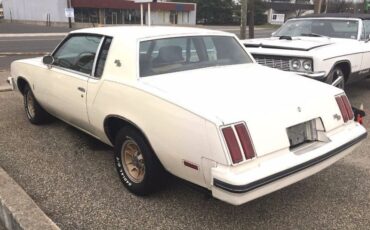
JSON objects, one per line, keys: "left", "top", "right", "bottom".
{"left": 90, "top": 80, "right": 228, "bottom": 188}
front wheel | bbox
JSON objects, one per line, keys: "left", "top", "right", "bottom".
{"left": 114, "top": 127, "right": 164, "bottom": 196}
{"left": 327, "top": 67, "right": 345, "bottom": 90}
{"left": 23, "top": 85, "right": 50, "bottom": 124}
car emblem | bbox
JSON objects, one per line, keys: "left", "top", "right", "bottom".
{"left": 114, "top": 59, "right": 122, "bottom": 67}
{"left": 333, "top": 114, "right": 341, "bottom": 121}
{"left": 297, "top": 107, "right": 302, "bottom": 112}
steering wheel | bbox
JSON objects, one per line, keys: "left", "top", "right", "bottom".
{"left": 75, "top": 52, "right": 95, "bottom": 71}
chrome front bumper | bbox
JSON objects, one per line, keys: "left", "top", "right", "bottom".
{"left": 295, "top": 71, "right": 326, "bottom": 80}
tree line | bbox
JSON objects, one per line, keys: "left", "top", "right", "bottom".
{"left": 172, "top": 0, "right": 268, "bottom": 25}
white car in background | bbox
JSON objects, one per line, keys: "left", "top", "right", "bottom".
{"left": 242, "top": 13, "right": 370, "bottom": 89}
{"left": 8, "top": 26, "right": 367, "bottom": 205}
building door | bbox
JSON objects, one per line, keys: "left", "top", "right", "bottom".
{"left": 112, "top": 12, "right": 118, "bottom": 24}
{"left": 170, "top": 11, "right": 178, "bottom": 24}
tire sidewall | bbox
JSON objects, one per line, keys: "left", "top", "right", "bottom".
{"left": 24, "top": 86, "right": 38, "bottom": 123}
{"left": 114, "top": 127, "right": 160, "bottom": 195}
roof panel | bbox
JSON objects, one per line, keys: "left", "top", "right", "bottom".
{"left": 296, "top": 13, "right": 370, "bottom": 20}
{"left": 70, "top": 26, "right": 232, "bottom": 39}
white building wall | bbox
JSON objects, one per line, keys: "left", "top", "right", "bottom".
{"left": 145, "top": 9, "right": 195, "bottom": 25}
{"left": 188, "top": 9, "right": 196, "bottom": 24}
{"left": 2, "top": 0, "right": 68, "bottom": 22}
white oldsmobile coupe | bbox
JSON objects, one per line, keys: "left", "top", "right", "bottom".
{"left": 8, "top": 26, "right": 367, "bottom": 205}
{"left": 242, "top": 13, "right": 370, "bottom": 89}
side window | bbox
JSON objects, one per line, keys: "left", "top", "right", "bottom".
{"left": 53, "top": 35, "right": 102, "bottom": 75}
{"left": 364, "top": 20, "right": 370, "bottom": 39}
{"left": 95, "top": 37, "right": 112, "bottom": 78}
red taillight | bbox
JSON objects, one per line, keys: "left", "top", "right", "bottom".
{"left": 222, "top": 127, "right": 243, "bottom": 164}
{"left": 341, "top": 95, "right": 354, "bottom": 120}
{"left": 235, "top": 124, "right": 255, "bottom": 160}
{"left": 336, "top": 94, "right": 354, "bottom": 123}
{"left": 336, "top": 96, "right": 349, "bottom": 122}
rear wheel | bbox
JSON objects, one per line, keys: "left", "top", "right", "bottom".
{"left": 114, "top": 127, "right": 164, "bottom": 196}
{"left": 23, "top": 85, "right": 50, "bottom": 124}
{"left": 327, "top": 67, "right": 345, "bottom": 90}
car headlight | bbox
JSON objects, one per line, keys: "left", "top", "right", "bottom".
{"left": 291, "top": 59, "right": 301, "bottom": 70}
{"left": 289, "top": 58, "right": 313, "bottom": 73}
{"left": 303, "top": 60, "right": 313, "bottom": 71}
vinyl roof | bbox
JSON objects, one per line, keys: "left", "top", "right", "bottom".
{"left": 296, "top": 13, "right": 370, "bottom": 20}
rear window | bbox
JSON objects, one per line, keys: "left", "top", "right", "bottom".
{"left": 139, "top": 36, "right": 252, "bottom": 77}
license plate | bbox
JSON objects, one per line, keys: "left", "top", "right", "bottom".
{"left": 287, "top": 120, "right": 317, "bottom": 148}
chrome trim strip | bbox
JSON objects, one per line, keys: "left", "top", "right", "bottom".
{"left": 52, "top": 65, "right": 91, "bottom": 78}
{"left": 91, "top": 36, "right": 105, "bottom": 78}
{"left": 296, "top": 71, "right": 326, "bottom": 78}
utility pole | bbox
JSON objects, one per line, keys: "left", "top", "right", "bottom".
{"left": 315, "top": 0, "right": 323, "bottom": 13}
{"left": 67, "top": 0, "right": 72, "bottom": 28}
{"left": 240, "top": 0, "right": 247, "bottom": 39}
{"left": 248, "top": 0, "right": 254, "bottom": 39}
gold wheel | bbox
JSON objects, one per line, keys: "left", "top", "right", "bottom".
{"left": 121, "top": 140, "right": 146, "bottom": 183}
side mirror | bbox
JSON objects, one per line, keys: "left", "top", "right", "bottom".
{"left": 42, "top": 55, "right": 54, "bottom": 67}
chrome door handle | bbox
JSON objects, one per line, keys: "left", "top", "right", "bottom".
{"left": 77, "top": 87, "right": 86, "bottom": 93}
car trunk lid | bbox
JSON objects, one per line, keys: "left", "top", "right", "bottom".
{"left": 140, "top": 64, "right": 344, "bottom": 157}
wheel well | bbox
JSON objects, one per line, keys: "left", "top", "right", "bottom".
{"left": 104, "top": 116, "right": 148, "bottom": 147}
{"left": 104, "top": 116, "right": 164, "bottom": 167}
{"left": 335, "top": 62, "right": 351, "bottom": 82}
{"left": 17, "top": 77, "right": 29, "bottom": 95}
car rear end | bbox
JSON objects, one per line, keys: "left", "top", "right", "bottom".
{"left": 210, "top": 93, "right": 367, "bottom": 205}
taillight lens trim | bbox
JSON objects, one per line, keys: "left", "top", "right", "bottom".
{"left": 235, "top": 123, "right": 256, "bottom": 160}
{"left": 221, "top": 122, "right": 256, "bottom": 165}
{"left": 335, "top": 94, "right": 353, "bottom": 123}
{"left": 341, "top": 95, "right": 354, "bottom": 120}
{"left": 221, "top": 126, "right": 243, "bottom": 164}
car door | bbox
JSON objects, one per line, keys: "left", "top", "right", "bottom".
{"left": 360, "top": 20, "right": 370, "bottom": 74}
{"left": 40, "top": 34, "right": 103, "bottom": 131}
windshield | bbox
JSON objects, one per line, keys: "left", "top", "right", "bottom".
{"left": 274, "top": 19, "right": 359, "bottom": 40}
{"left": 139, "top": 36, "right": 253, "bottom": 77}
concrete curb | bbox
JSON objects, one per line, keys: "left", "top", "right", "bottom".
{"left": 0, "top": 86, "right": 12, "bottom": 92}
{"left": 0, "top": 167, "right": 60, "bottom": 230}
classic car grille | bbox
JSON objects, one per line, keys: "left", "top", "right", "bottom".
{"left": 252, "top": 54, "right": 291, "bottom": 71}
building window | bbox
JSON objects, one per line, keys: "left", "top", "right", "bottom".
{"left": 74, "top": 8, "right": 99, "bottom": 24}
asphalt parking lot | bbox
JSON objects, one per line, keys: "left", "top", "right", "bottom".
{"left": 0, "top": 68, "right": 370, "bottom": 229}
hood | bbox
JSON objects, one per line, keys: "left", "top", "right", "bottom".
{"left": 243, "top": 37, "right": 334, "bottom": 51}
